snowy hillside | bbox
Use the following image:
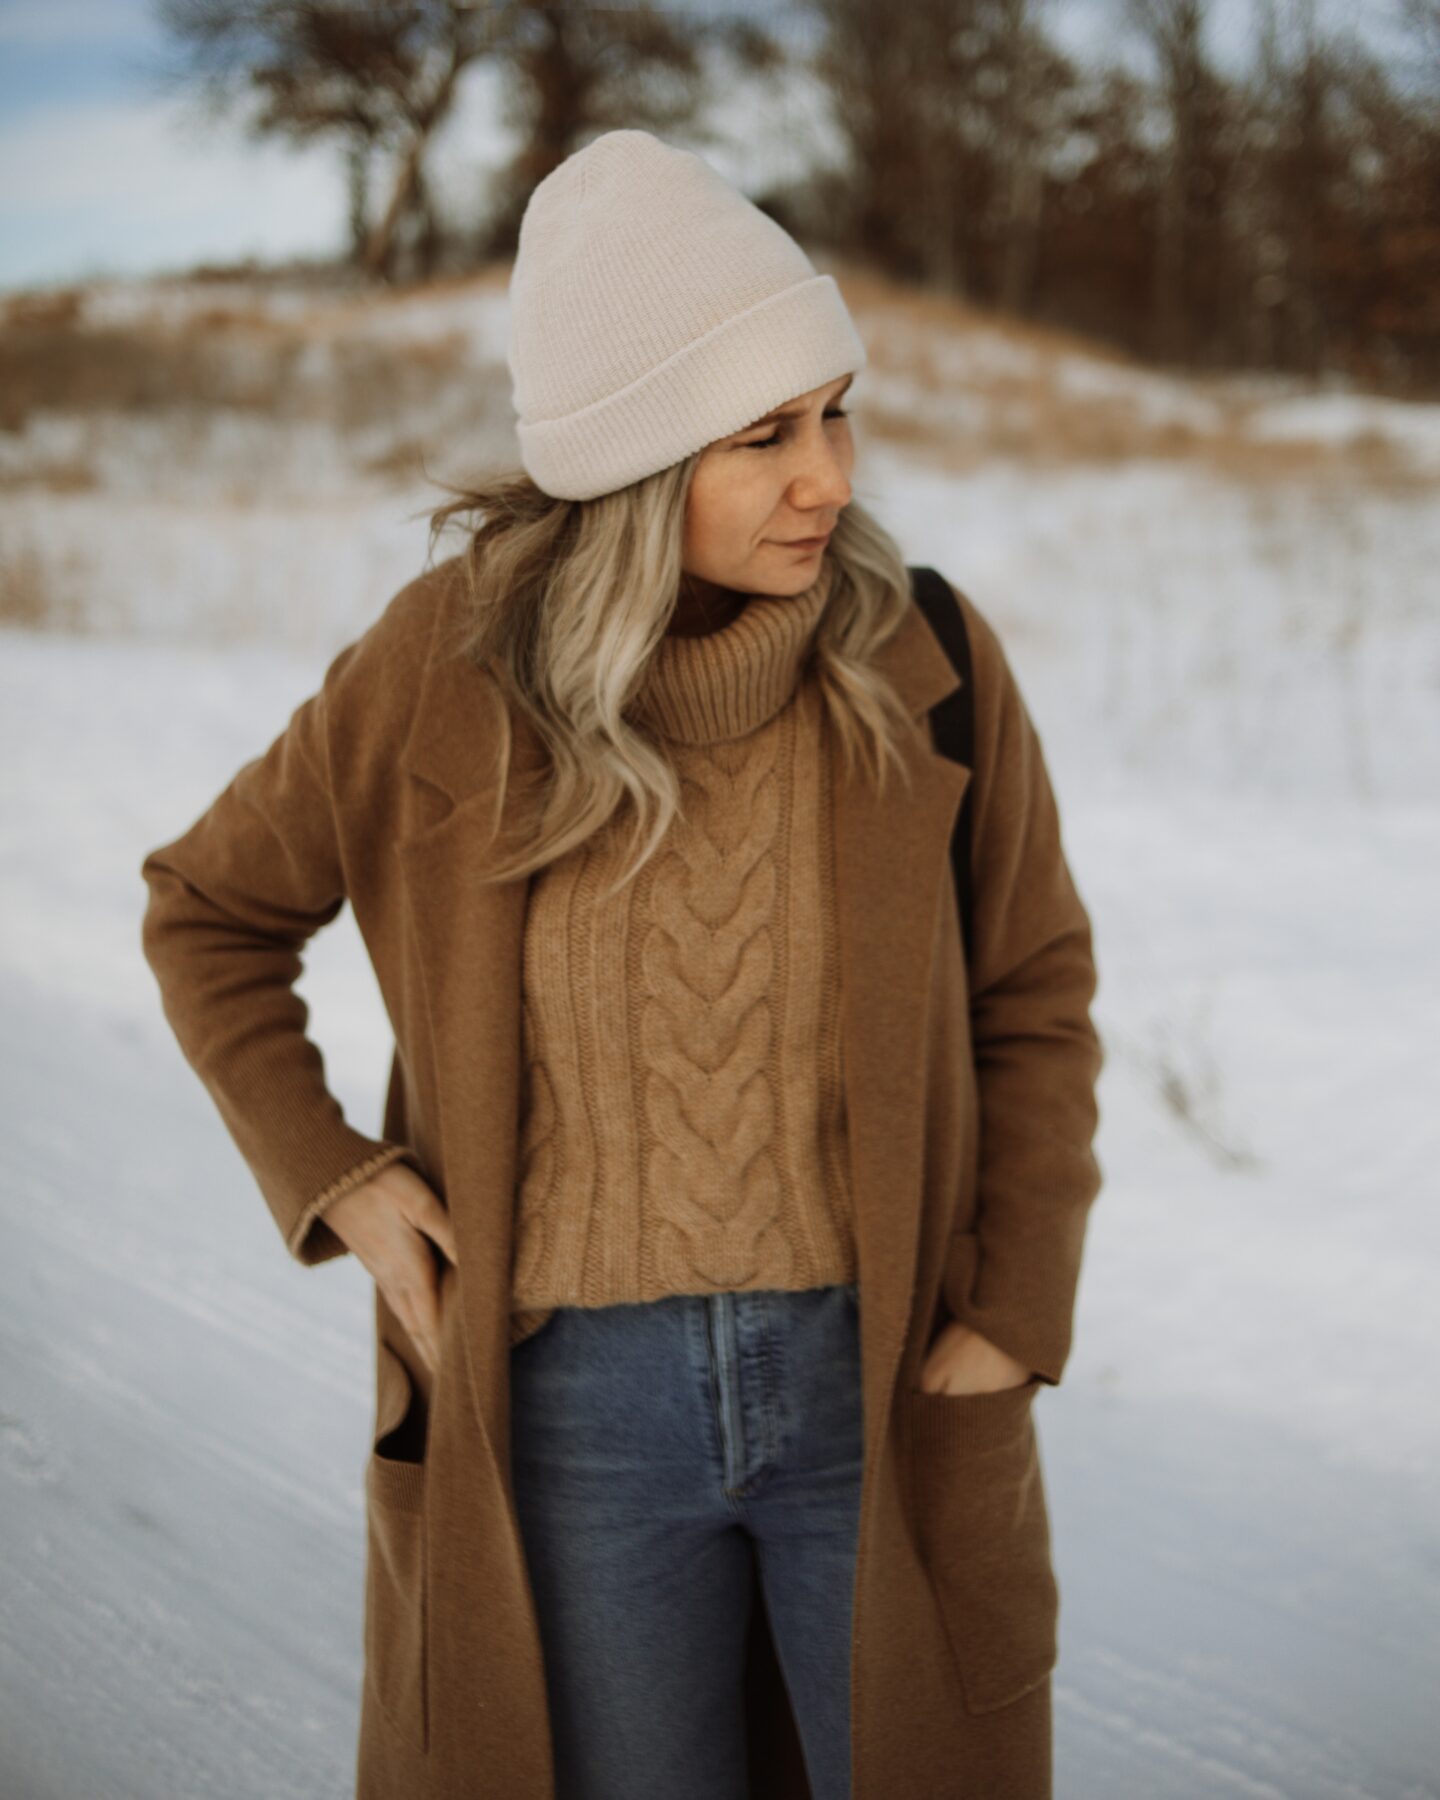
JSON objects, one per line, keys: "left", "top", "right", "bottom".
{"left": 1, "top": 265, "right": 1438, "bottom": 1798}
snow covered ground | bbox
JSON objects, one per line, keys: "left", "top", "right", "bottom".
{"left": 2, "top": 271, "right": 1438, "bottom": 1798}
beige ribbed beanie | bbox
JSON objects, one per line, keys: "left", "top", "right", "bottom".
{"left": 506, "top": 129, "right": 868, "bottom": 501}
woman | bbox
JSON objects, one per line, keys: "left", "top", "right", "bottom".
{"left": 140, "top": 131, "right": 1103, "bottom": 1800}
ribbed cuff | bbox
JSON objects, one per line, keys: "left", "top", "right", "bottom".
{"left": 286, "top": 1142, "right": 416, "bottom": 1266}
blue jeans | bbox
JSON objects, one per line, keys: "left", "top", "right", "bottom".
{"left": 508, "top": 1282, "right": 865, "bottom": 1800}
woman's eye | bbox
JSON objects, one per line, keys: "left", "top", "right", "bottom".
{"left": 745, "top": 408, "right": 850, "bottom": 449}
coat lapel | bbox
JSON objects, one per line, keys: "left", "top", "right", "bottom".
{"left": 393, "top": 587, "right": 540, "bottom": 1467}
{"left": 392, "top": 575, "right": 971, "bottom": 1471}
{"left": 833, "top": 600, "right": 972, "bottom": 1441}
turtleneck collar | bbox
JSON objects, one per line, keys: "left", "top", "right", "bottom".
{"left": 632, "top": 568, "right": 833, "bottom": 746}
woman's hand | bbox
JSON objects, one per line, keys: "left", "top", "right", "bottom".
{"left": 324, "top": 1162, "right": 459, "bottom": 1377}
{"left": 915, "top": 1318, "right": 1032, "bottom": 1396}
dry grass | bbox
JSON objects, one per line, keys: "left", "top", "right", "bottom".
{"left": 0, "top": 542, "right": 86, "bottom": 631}
{"left": 823, "top": 252, "right": 1436, "bottom": 492}
{"left": 0, "top": 263, "right": 510, "bottom": 441}
{"left": 0, "top": 257, "right": 1432, "bottom": 503}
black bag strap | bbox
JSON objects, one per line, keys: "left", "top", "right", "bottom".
{"left": 907, "top": 565, "right": 975, "bottom": 963}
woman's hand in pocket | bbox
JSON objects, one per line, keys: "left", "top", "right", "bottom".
{"left": 325, "top": 1163, "right": 458, "bottom": 1377}
{"left": 916, "top": 1318, "right": 1032, "bottom": 1396}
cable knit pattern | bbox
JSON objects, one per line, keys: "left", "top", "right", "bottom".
{"left": 510, "top": 573, "right": 856, "bottom": 1346}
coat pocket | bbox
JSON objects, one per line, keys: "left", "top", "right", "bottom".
{"left": 363, "top": 1341, "right": 429, "bottom": 1753}
{"left": 906, "top": 1374, "right": 1058, "bottom": 1714}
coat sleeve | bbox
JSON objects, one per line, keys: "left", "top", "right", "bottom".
{"left": 139, "top": 621, "right": 420, "bottom": 1268}
{"left": 939, "top": 586, "right": 1105, "bottom": 1387}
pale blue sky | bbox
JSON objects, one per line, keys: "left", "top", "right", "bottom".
{"left": 0, "top": 0, "right": 1410, "bottom": 295}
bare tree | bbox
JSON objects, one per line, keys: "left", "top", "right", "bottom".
{"left": 1239, "top": 0, "right": 1414, "bottom": 380}
{"left": 1245, "top": 0, "right": 1337, "bottom": 372}
{"left": 153, "top": 0, "right": 513, "bottom": 281}
{"left": 1126, "top": 0, "right": 1235, "bottom": 364}
{"left": 479, "top": 2, "right": 780, "bottom": 256}
{"left": 153, "top": 0, "right": 780, "bottom": 277}
{"left": 990, "top": 0, "right": 1073, "bottom": 314}
{"left": 1034, "top": 60, "right": 1156, "bottom": 345}
{"left": 1345, "top": 0, "right": 1440, "bottom": 385}
{"left": 808, "top": 0, "right": 951, "bottom": 286}
{"left": 807, "top": 0, "right": 1077, "bottom": 305}
{"left": 1398, "top": 0, "right": 1440, "bottom": 77}
{"left": 143, "top": 0, "right": 1436, "bottom": 386}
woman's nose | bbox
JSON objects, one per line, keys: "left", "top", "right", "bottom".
{"left": 790, "top": 444, "right": 851, "bottom": 510}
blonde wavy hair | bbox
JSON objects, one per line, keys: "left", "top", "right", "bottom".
{"left": 423, "top": 452, "right": 920, "bottom": 895}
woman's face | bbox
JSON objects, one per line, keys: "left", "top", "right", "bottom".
{"left": 683, "top": 372, "right": 856, "bottom": 597}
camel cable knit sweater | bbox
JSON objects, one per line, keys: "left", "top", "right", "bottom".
{"left": 509, "top": 573, "right": 857, "bottom": 1347}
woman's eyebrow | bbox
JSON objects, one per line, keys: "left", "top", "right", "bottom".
{"left": 747, "top": 372, "right": 855, "bottom": 428}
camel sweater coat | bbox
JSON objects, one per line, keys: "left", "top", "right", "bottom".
{"left": 139, "top": 553, "right": 1104, "bottom": 1800}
